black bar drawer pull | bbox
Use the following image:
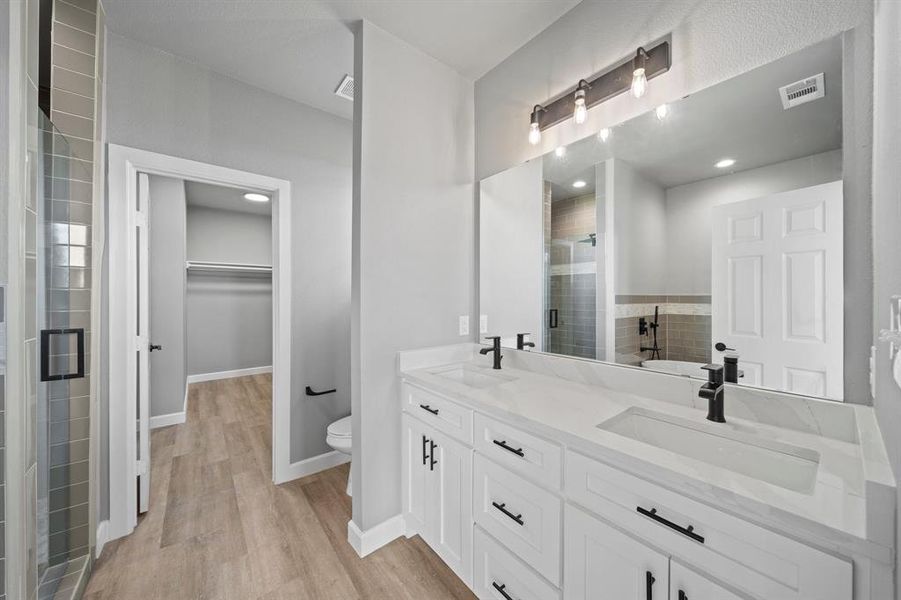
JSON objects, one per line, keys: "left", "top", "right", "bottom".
{"left": 491, "top": 501, "right": 524, "bottom": 526}
{"left": 646, "top": 571, "right": 655, "bottom": 600}
{"left": 492, "top": 439, "right": 525, "bottom": 457}
{"left": 492, "top": 582, "right": 514, "bottom": 600}
{"left": 678, "top": 591, "right": 688, "bottom": 600}
{"left": 419, "top": 404, "right": 439, "bottom": 416}
{"left": 40, "top": 328, "right": 85, "bottom": 382}
{"left": 429, "top": 440, "right": 438, "bottom": 471}
{"left": 421, "top": 435, "right": 429, "bottom": 466}
{"left": 636, "top": 506, "right": 704, "bottom": 544}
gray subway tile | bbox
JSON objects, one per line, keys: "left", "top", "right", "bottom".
{"left": 54, "top": 1, "right": 96, "bottom": 33}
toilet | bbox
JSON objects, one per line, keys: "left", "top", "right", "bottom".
{"left": 326, "top": 415, "right": 353, "bottom": 496}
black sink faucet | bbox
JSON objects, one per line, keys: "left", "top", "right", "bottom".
{"left": 480, "top": 336, "right": 503, "bottom": 370}
{"left": 516, "top": 333, "right": 535, "bottom": 350}
{"left": 699, "top": 364, "right": 726, "bottom": 423}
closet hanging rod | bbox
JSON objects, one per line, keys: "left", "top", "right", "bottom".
{"left": 185, "top": 260, "right": 272, "bottom": 273}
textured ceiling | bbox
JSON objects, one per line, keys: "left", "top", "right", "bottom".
{"left": 103, "top": 0, "right": 581, "bottom": 119}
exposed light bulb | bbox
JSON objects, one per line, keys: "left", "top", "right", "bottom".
{"left": 573, "top": 86, "right": 588, "bottom": 125}
{"left": 555, "top": 146, "right": 567, "bottom": 158}
{"left": 655, "top": 104, "right": 668, "bottom": 120}
{"left": 598, "top": 128, "right": 611, "bottom": 143}
{"left": 529, "top": 122, "right": 541, "bottom": 145}
{"left": 631, "top": 67, "right": 648, "bottom": 99}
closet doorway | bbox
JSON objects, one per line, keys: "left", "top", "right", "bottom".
{"left": 106, "top": 146, "right": 293, "bottom": 543}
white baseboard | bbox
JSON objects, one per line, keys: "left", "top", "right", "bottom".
{"left": 150, "top": 411, "right": 186, "bottom": 429}
{"left": 347, "top": 514, "right": 404, "bottom": 558}
{"left": 186, "top": 365, "right": 272, "bottom": 384}
{"left": 95, "top": 520, "right": 110, "bottom": 558}
{"left": 277, "top": 450, "right": 350, "bottom": 484}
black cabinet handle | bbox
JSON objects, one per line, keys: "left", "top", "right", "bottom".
{"left": 492, "top": 582, "right": 514, "bottom": 600}
{"left": 646, "top": 571, "right": 655, "bottom": 600}
{"left": 637, "top": 506, "right": 704, "bottom": 544}
{"left": 678, "top": 591, "right": 687, "bottom": 600}
{"left": 40, "top": 328, "right": 85, "bottom": 382}
{"left": 421, "top": 435, "right": 429, "bottom": 466}
{"left": 429, "top": 440, "right": 438, "bottom": 471}
{"left": 492, "top": 439, "right": 525, "bottom": 457}
{"left": 491, "top": 501, "right": 524, "bottom": 526}
{"left": 419, "top": 404, "right": 439, "bottom": 416}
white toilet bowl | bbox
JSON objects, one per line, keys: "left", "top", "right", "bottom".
{"left": 326, "top": 415, "right": 353, "bottom": 496}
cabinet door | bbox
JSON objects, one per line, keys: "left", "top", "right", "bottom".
{"left": 424, "top": 428, "right": 473, "bottom": 586}
{"left": 402, "top": 414, "right": 431, "bottom": 537}
{"left": 670, "top": 561, "right": 745, "bottom": 600}
{"left": 564, "top": 505, "right": 668, "bottom": 600}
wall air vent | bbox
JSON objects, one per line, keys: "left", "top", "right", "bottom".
{"left": 779, "top": 73, "right": 825, "bottom": 109}
{"left": 334, "top": 74, "right": 354, "bottom": 101}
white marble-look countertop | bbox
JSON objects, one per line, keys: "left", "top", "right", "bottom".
{"left": 398, "top": 344, "right": 895, "bottom": 564}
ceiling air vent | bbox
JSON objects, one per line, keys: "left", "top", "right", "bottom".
{"left": 334, "top": 75, "right": 354, "bottom": 101}
{"left": 779, "top": 73, "right": 825, "bottom": 109}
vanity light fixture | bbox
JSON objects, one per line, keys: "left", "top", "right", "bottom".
{"left": 715, "top": 158, "right": 736, "bottom": 168}
{"left": 655, "top": 103, "right": 669, "bottom": 120}
{"left": 572, "top": 180, "right": 587, "bottom": 188}
{"left": 573, "top": 80, "right": 591, "bottom": 124}
{"left": 526, "top": 40, "right": 671, "bottom": 141}
{"left": 598, "top": 128, "right": 611, "bottom": 142}
{"left": 243, "top": 192, "right": 269, "bottom": 202}
{"left": 555, "top": 146, "right": 567, "bottom": 158}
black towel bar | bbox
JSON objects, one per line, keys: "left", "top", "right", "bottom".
{"left": 305, "top": 386, "right": 336, "bottom": 396}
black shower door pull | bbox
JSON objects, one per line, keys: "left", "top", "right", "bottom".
{"left": 40, "top": 328, "right": 85, "bottom": 382}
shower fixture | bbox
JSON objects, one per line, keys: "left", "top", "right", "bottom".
{"left": 639, "top": 305, "right": 663, "bottom": 360}
{"left": 578, "top": 233, "right": 597, "bottom": 247}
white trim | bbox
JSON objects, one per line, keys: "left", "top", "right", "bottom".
{"left": 347, "top": 514, "right": 405, "bottom": 558}
{"left": 283, "top": 450, "right": 350, "bottom": 481}
{"left": 186, "top": 365, "right": 272, "bottom": 384}
{"left": 95, "top": 520, "right": 110, "bottom": 559}
{"left": 149, "top": 411, "right": 186, "bottom": 429}
{"left": 106, "top": 145, "right": 293, "bottom": 541}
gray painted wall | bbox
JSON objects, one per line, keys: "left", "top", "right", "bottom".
{"left": 186, "top": 205, "right": 271, "bottom": 265}
{"left": 148, "top": 176, "right": 186, "bottom": 418}
{"left": 352, "top": 20, "right": 474, "bottom": 530}
{"left": 474, "top": 0, "right": 873, "bottom": 404}
{"left": 105, "top": 33, "right": 352, "bottom": 466}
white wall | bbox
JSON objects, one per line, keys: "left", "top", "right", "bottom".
{"left": 105, "top": 33, "right": 352, "bottom": 465}
{"left": 352, "top": 20, "right": 474, "bottom": 530}
{"left": 871, "top": 0, "right": 901, "bottom": 596}
{"left": 664, "top": 150, "right": 843, "bottom": 294}
{"left": 479, "top": 158, "right": 543, "bottom": 347}
{"left": 609, "top": 159, "right": 667, "bottom": 296}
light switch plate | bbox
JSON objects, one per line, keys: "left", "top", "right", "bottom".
{"left": 458, "top": 315, "right": 469, "bottom": 336}
{"left": 479, "top": 315, "right": 488, "bottom": 334}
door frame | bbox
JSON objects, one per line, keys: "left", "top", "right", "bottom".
{"left": 106, "top": 144, "right": 293, "bottom": 541}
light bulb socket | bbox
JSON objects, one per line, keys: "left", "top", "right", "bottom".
{"left": 633, "top": 47, "right": 649, "bottom": 73}
{"left": 530, "top": 104, "right": 546, "bottom": 126}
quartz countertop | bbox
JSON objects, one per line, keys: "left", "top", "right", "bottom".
{"left": 398, "top": 344, "right": 895, "bottom": 563}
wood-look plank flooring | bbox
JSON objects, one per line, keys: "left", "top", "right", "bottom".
{"left": 84, "top": 375, "right": 475, "bottom": 600}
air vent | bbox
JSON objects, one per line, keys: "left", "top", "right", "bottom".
{"left": 779, "top": 73, "right": 824, "bottom": 109}
{"left": 334, "top": 75, "right": 354, "bottom": 101}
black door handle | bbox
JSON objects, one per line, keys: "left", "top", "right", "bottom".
{"left": 419, "top": 404, "right": 439, "bottom": 416}
{"left": 646, "top": 571, "right": 655, "bottom": 600}
{"left": 421, "top": 435, "right": 429, "bottom": 466}
{"left": 149, "top": 343, "right": 162, "bottom": 352}
{"left": 40, "top": 328, "right": 85, "bottom": 381}
{"left": 429, "top": 440, "right": 438, "bottom": 471}
{"left": 548, "top": 309, "right": 559, "bottom": 329}
{"left": 491, "top": 501, "right": 524, "bottom": 526}
{"left": 678, "top": 591, "right": 687, "bottom": 600}
{"left": 637, "top": 506, "right": 704, "bottom": 543}
{"left": 492, "top": 439, "right": 525, "bottom": 457}
{"left": 491, "top": 582, "right": 514, "bottom": 600}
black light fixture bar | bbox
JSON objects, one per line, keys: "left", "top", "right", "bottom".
{"left": 534, "top": 40, "right": 671, "bottom": 132}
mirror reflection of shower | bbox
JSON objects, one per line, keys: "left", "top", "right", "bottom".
{"left": 639, "top": 305, "right": 662, "bottom": 360}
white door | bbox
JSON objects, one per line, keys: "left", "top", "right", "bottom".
{"left": 402, "top": 414, "right": 430, "bottom": 536}
{"left": 670, "top": 561, "right": 744, "bottom": 600}
{"left": 564, "top": 505, "right": 669, "bottom": 600}
{"left": 424, "top": 428, "right": 472, "bottom": 585}
{"left": 136, "top": 173, "right": 151, "bottom": 513}
{"left": 711, "top": 181, "right": 843, "bottom": 399}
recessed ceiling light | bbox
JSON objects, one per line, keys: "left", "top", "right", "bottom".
{"left": 572, "top": 180, "right": 587, "bottom": 189}
{"left": 715, "top": 158, "right": 736, "bottom": 169}
{"left": 555, "top": 146, "right": 567, "bottom": 158}
{"left": 243, "top": 192, "right": 270, "bottom": 202}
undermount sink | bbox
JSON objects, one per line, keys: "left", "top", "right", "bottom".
{"left": 431, "top": 365, "right": 515, "bottom": 389}
{"left": 598, "top": 408, "right": 820, "bottom": 494}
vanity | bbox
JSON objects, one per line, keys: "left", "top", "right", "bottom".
{"left": 398, "top": 344, "right": 894, "bottom": 600}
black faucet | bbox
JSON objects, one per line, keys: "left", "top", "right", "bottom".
{"left": 699, "top": 364, "right": 726, "bottom": 423}
{"left": 480, "top": 336, "right": 503, "bottom": 369}
{"left": 516, "top": 333, "right": 535, "bottom": 350}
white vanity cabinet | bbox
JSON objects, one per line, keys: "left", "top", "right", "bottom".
{"left": 670, "top": 561, "right": 745, "bottom": 600}
{"left": 401, "top": 412, "right": 473, "bottom": 585}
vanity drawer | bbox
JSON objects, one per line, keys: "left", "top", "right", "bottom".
{"left": 474, "top": 413, "right": 562, "bottom": 489}
{"left": 474, "top": 454, "right": 562, "bottom": 586}
{"left": 564, "top": 451, "right": 852, "bottom": 600}
{"left": 402, "top": 382, "right": 473, "bottom": 444}
{"left": 474, "top": 526, "right": 561, "bottom": 600}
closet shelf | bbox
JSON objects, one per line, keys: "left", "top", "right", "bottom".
{"left": 186, "top": 260, "right": 272, "bottom": 275}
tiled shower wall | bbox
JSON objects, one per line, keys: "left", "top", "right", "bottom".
{"left": 614, "top": 295, "right": 712, "bottom": 366}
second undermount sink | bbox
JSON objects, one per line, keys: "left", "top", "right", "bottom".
{"left": 598, "top": 407, "right": 820, "bottom": 494}
{"left": 430, "top": 365, "right": 515, "bottom": 389}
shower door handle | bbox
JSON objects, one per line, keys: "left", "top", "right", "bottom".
{"left": 40, "top": 328, "right": 85, "bottom": 382}
{"left": 548, "top": 309, "right": 559, "bottom": 329}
